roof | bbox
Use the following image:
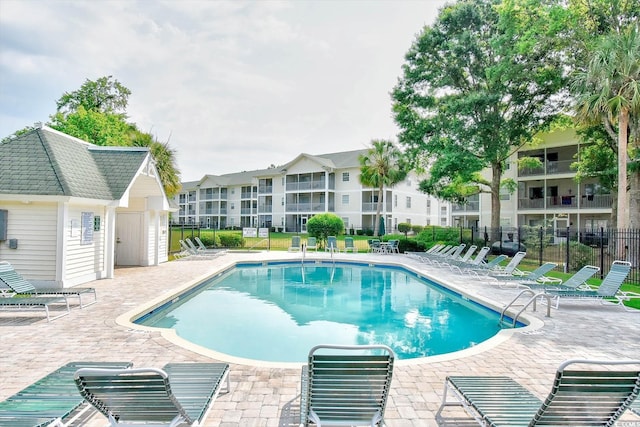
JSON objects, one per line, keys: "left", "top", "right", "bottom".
{"left": 181, "top": 148, "right": 369, "bottom": 191}
{"left": 0, "top": 126, "right": 150, "bottom": 200}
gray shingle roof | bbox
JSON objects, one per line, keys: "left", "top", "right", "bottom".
{"left": 0, "top": 126, "right": 149, "bottom": 200}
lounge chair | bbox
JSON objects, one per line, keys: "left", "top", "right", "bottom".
{"left": 344, "top": 237, "right": 357, "bottom": 253}
{"left": 0, "top": 361, "right": 132, "bottom": 427}
{"left": 544, "top": 260, "right": 638, "bottom": 310}
{"left": 0, "top": 261, "right": 97, "bottom": 308}
{"left": 289, "top": 235, "right": 302, "bottom": 252}
{"left": 630, "top": 398, "right": 640, "bottom": 416}
{"left": 436, "top": 359, "right": 640, "bottom": 427}
{"left": 368, "top": 239, "right": 383, "bottom": 253}
{"left": 526, "top": 264, "right": 600, "bottom": 293}
{"left": 178, "top": 240, "right": 219, "bottom": 260}
{"left": 387, "top": 239, "right": 400, "bottom": 254}
{"left": 300, "top": 344, "right": 395, "bottom": 427}
{"left": 75, "top": 362, "right": 230, "bottom": 427}
{"left": 432, "top": 244, "right": 467, "bottom": 267}
{"left": 462, "top": 254, "right": 508, "bottom": 276}
{"left": 194, "top": 237, "right": 221, "bottom": 254}
{"left": 306, "top": 237, "right": 318, "bottom": 251}
{"left": 0, "top": 294, "right": 70, "bottom": 322}
{"left": 326, "top": 236, "right": 338, "bottom": 253}
{"left": 490, "top": 262, "right": 561, "bottom": 288}
{"left": 448, "top": 246, "right": 490, "bottom": 274}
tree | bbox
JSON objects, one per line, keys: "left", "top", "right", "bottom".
{"left": 359, "top": 140, "right": 407, "bottom": 237}
{"left": 392, "top": 0, "right": 566, "bottom": 234}
{"left": 56, "top": 75, "right": 131, "bottom": 116}
{"left": 571, "top": 25, "right": 640, "bottom": 231}
{"left": 46, "top": 76, "right": 182, "bottom": 197}
{"left": 306, "top": 213, "right": 344, "bottom": 248}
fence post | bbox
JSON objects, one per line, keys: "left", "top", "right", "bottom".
{"left": 564, "top": 226, "right": 570, "bottom": 273}
{"left": 539, "top": 227, "right": 543, "bottom": 266}
{"left": 599, "top": 226, "right": 605, "bottom": 279}
{"left": 459, "top": 226, "right": 463, "bottom": 244}
{"left": 483, "top": 226, "right": 488, "bottom": 247}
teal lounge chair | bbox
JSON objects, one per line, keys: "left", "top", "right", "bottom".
{"left": 526, "top": 264, "right": 600, "bottom": 293}
{"left": 0, "top": 361, "right": 132, "bottom": 427}
{"left": 436, "top": 359, "right": 640, "bottom": 427}
{"left": 491, "top": 262, "right": 561, "bottom": 288}
{"left": 306, "top": 237, "right": 318, "bottom": 251}
{"left": 544, "top": 260, "right": 638, "bottom": 310}
{"left": 289, "top": 235, "right": 302, "bottom": 252}
{"left": 463, "top": 254, "right": 508, "bottom": 276}
{"left": 630, "top": 398, "right": 640, "bottom": 416}
{"left": 0, "top": 262, "right": 97, "bottom": 309}
{"left": 0, "top": 296, "right": 70, "bottom": 322}
{"left": 300, "top": 344, "right": 395, "bottom": 427}
{"left": 326, "top": 236, "right": 338, "bottom": 252}
{"left": 75, "top": 362, "right": 230, "bottom": 427}
{"left": 343, "top": 237, "right": 357, "bottom": 253}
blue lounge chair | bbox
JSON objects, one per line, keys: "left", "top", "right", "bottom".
{"left": 325, "top": 236, "right": 338, "bottom": 252}
{"left": 526, "top": 264, "right": 600, "bottom": 293}
{"left": 490, "top": 262, "right": 561, "bottom": 288}
{"left": 289, "top": 235, "right": 302, "bottom": 252}
{"left": 75, "top": 362, "right": 230, "bottom": 427}
{"left": 343, "top": 237, "right": 357, "bottom": 253}
{"left": 0, "top": 262, "right": 96, "bottom": 309}
{"left": 306, "top": 237, "right": 318, "bottom": 251}
{"left": 436, "top": 359, "right": 640, "bottom": 426}
{"left": 0, "top": 361, "right": 132, "bottom": 427}
{"left": 544, "top": 260, "right": 637, "bottom": 310}
{"left": 300, "top": 344, "right": 395, "bottom": 427}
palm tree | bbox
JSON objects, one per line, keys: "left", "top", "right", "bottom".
{"left": 359, "top": 140, "right": 408, "bottom": 237}
{"left": 572, "top": 25, "right": 640, "bottom": 232}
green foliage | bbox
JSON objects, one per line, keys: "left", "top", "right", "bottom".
{"left": 414, "top": 226, "right": 460, "bottom": 248}
{"left": 49, "top": 107, "right": 133, "bottom": 146}
{"left": 392, "top": 0, "right": 566, "bottom": 230}
{"left": 359, "top": 140, "right": 408, "bottom": 236}
{"left": 218, "top": 233, "right": 243, "bottom": 248}
{"left": 397, "top": 222, "right": 412, "bottom": 238}
{"left": 56, "top": 75, "right": 131, "bottom": 115}
{"left": 411, "top": 225, "right": 424, "bottom": 235}
{"left": 306, "top": 214, "right": 345, "bottom": 247}
{"left": 197, "top": 234, "right": 218, "bottom": 248}
{"left": 562, "top": 241, "right": 593, "bottom": 271}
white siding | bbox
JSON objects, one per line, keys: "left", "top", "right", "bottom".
{"left": 63, "top": 205, "right": 106, "bottom": 284}
{"left": 0, "top": 202, "right": 57, "bottom": 281}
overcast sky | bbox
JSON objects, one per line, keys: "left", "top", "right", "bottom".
{"left": 0, "top": 0, "right": 448, "bottom": 181}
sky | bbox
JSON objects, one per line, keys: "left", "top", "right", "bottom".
{"left": 0, "top": 0, "right": 448, "bottom": 181}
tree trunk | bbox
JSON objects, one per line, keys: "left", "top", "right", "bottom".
{"left": 617, "top": 109, "right": 629, "bottom": 259}
{"left": 374, "top": 185, "right": 383, "bottom": 237}
{"left": 490, "top": 164, "right": 502, "bottom": 241}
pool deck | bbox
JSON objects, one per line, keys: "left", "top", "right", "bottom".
{"left": 1, "top": 251, "right": 639, "bottom": 426}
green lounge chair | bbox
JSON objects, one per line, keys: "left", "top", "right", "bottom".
{"left": 0, "top": 262, "right": 96, "bottom": 309}
{"left": 0, "top": 361, "right": 132, "bottom": 427}
{"left": 463, "top": 254, "right": 508, "bottom": 276}
{"left": 325, "top": 236, "right": 338, "bottom": 252}
{"left": 526, "top": 264, "right": 600, "bottom": 293}
{"left": 289, "top": 235, "right": 302, "bottom": 252}
{"left": 491, "top": 262, "right": 561, "bottom": 288}
{"left": 436, "top": 359, "right": 640, "bottom": 427}
{"left": 0, "top": 295, "right": 70, "bottom": 322}
{"left": 306, "top": 237, "right": 318, "bottom": 251}
{"left": 343, "top": 237, "right": 357, "bottom": 253}
{"left": 75, "top": 362, "right": 230, "bottom": 427}
{"left": 300, "top": 344, "right": 395, "bottom": 427}
{"left": 544, "top": 260, "right": 638, "bottom": 310}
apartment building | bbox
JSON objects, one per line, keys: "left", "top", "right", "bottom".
{"left": 451, "top": 128, "right": 612, "bottom": 234}
{"left": 174, "top": 149, "right": 450, "bottom": 233}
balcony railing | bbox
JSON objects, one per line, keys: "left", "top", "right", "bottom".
{"left": 258, "top": 185, "right": 273, "bottom": 194}
{"left": 361, "top": 202, "right": 393, "bottom": 212}
{"left": 452, "top": 201, "right": 480, "bottom": 212}
{"left": 258, "top": 205, "right": 273, "bottom": 213}
{"left": 286, "top": 180, "right": 328, "bottom": 191}
{"left": 285, "top": 203, "right": 328, "bottom": 212}
{"left": 518, "top": 194, "right": 611, "bottom": 210}
{"left": 519, "top": 159, "right": 574, "bottom": 177}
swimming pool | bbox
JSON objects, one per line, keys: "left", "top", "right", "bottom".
{"left": 135, "top": 261, "right": 519, "bottom": 363}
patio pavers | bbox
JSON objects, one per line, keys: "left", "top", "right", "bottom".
{"left": 1, "top": 251, "right": 639, "bottom": 426}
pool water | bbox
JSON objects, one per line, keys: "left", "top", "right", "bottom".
{"left": 136, "top": 262, "right": 511, "bottom": 363}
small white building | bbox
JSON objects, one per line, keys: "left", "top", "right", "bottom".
{"left": 0, "top": 125, "right": 173, "bottom": 288}
{"left": 175, "top": 149, "right": 450, "bottom": 233}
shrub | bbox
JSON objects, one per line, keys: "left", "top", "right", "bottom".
{"left": 306, "top": 213, "right": 344, "bottom": 247}
{"left": 219, "top": 234, "right": 244, "bottom": 248}
{"left": 411, "top": 225, "right": 424, "bottom": 235}
{"left": 564, "top": 241, "right": 592, "bottom": 271}
{"left": 397, "top": 223, "right": 411, "bottom": 238}
{"left": 198, "top": 234, "right": 218, "bottom": 247}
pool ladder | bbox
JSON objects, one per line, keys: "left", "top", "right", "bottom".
{"left": 499, "top": 289, "right": 552, "bottom": 327}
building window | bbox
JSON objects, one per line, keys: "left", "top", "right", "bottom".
{"left": 500, "top": 186, "right": 511, "bottom": 201}
{"left": 441, "top": 206, "right": 447, "bottom": 215}
{"left": 342, "top": 195, "right": 349, "bottom": 205}
{"left": 440, "top": 217, "right": 447, "bottom": 226}
{"left": 406, "top": 218, "right": 411, "bottom": 224}
{"left": 342, "top": 217, "right": 349, "bottom": 228}
{"left": 394, "top": 195, "right": 398, "bottom": 207}
{"left": 406, "top": 197, "right": 411, "bottom": 208}
{"left": 342, "top": 172, "right": 350, "bottom": 182}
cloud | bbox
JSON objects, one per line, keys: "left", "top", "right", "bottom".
{"left": 0, "top": 0, "right": 447, "bottom": 181}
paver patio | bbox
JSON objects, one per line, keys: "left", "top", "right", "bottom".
{"left": 1, "top": 251, "right": 639, "bottom": 426}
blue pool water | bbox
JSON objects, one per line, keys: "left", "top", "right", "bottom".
{"left": 136, "top": 262, "right": 514, "bottom": 363}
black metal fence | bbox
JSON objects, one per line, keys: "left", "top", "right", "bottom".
{"left": 468, "top": 227, "right": 640, "bottom": 284}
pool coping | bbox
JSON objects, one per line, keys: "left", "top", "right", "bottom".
{"left": 116, "top": 254, "right": 544, "bottom": 369}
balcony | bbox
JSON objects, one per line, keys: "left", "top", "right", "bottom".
{"left": 361, "top": 202, "right": 393, "bottom": 212}
{"left": 286, "top": 180, "right": 327, "bottom": 191}
{"left": 258, "top": 185, "right": 273, "bottom": 194}
{"left": 285, "top": 203, "right": 328, "bottom": 212}
{"left": 452, "top": 200, "right": 480, "bottom": 212}
{"left": 580, "top": 194, "right": 612, "bottom": 209}
{"left": 258, "top": 205, "right": 273, "bottom": 213}
{"left": 519, "top": 159, "right": 574, "bottom": 177}
{"left": 517, "top": 194, "right": 611, "bottom": 210}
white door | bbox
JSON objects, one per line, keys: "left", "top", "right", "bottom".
{"left": 301, "top": 215, "right": 308, "bottom": 233}
{"left": 116, "top": 213, "right": 143, "bottom": 266}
